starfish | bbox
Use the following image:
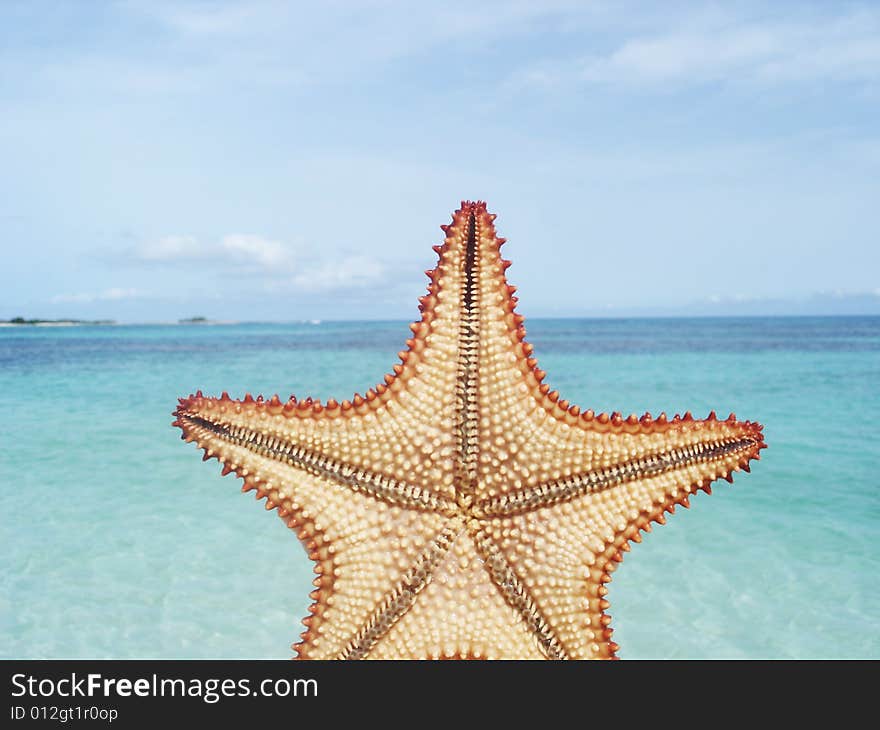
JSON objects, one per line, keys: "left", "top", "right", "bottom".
{"left": 173, "top": 201, "right": 765, "bottom": 659}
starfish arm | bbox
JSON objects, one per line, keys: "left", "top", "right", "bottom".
{"left": 477, "top": 413, "right": 765, "bottom": 659}
{"left": 174, "top": 392, "right": 456, "bottom": 511}
{"left": 174, "top": 397, "right": 459, "bottom": 658}
{"left": 477, "top": 411, "right": 766, "bottom": 517}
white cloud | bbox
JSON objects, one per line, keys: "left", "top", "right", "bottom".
{"left": 289, "top": 255, "right": 386, "bottom": 293}
{"left": 137, "top": 234, "right": 203, "bottom": 261}
{"left": 583, "top": 28, "right": 777, "bottom": 83}
{"left": 136, "top": 233, "right": 295, "bottom": 271}
{"left": 51, "top": 287, "right": 143, "bottom": 304}
{"left": 219, "top": 234, "right": 290, "bottom": 269}
{"left": 136, "top": 233, "right": 387, "bottom": 294}
{"left": 517, "top": 8, "right": 880, "bottom": 89}
{"left": 145, "top": 2, "right": 258, "bottom": 36}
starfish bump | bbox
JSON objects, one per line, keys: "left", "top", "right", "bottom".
{"left": 173, "top": 200, "right": 766, "bottom": 660}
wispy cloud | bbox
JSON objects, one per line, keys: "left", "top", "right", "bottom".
{"left": 221, "top": 235, "right": 292, "bottom": 269}
{"left": 137, "top": 234, "right": 294, "bottom": 271}
{"left": 141, "top": 2, "right": 258, "bottom": 36}
{"left": 136, "top": 234, "right": 202, "bottom": 262}
{"left": 516, "top": 8, "right": 880, "bottom": 89}
{"left": 134, "top": 0, "right": 578, "bottom": 49}
{"left": 288, "top": 256, "right": 386, "bottom": 293}
{"left": 51, "top": 287, "right": 143, "bottom": 304}
{"left": 135, "top": 233, "right": 387, "bottom": 293}
{"left": 23, "top": 0, "right": 582, "bottom": 97}
{"left": 16, "top": 3, "right": 880, "bottom": 104}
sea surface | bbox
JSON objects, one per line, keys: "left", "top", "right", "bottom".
{"left": 1, "top": 317, "right": 878, "bottom": 659}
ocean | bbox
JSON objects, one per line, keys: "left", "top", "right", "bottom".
{"left": 1, "top": 316, "right": 878, "bottom": 659}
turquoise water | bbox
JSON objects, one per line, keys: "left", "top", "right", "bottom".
{"left": 1, "top": 317, "right": 878, "bottom": 659}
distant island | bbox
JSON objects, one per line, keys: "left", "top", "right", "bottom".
{"left": 178, "top": 316, "right": 212, "bottom": 324}
{"left": 1, "top": 317, "right": 116, "bottom": 326}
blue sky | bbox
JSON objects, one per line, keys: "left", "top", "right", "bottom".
{"left": 1, "top": 0, "right": 878, "bottom": 321}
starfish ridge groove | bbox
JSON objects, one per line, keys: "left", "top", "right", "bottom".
{"left": 173, "top": 200, "right": 766, "bottom": 660}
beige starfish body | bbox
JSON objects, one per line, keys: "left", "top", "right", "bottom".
{"left": 174, "top": 201, "right": 765, "bottom": 659}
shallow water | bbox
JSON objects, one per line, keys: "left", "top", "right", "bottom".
{"left": 1, "top": 316, "right": 878, "bottom": 658}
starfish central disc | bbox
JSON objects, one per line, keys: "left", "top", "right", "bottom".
{"left": 173, "top": 201, "right": 766, "bottom": 660}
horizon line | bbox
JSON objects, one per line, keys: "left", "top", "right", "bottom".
{"left": 3, "top": 311, "right": 880, "bottom": 327}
